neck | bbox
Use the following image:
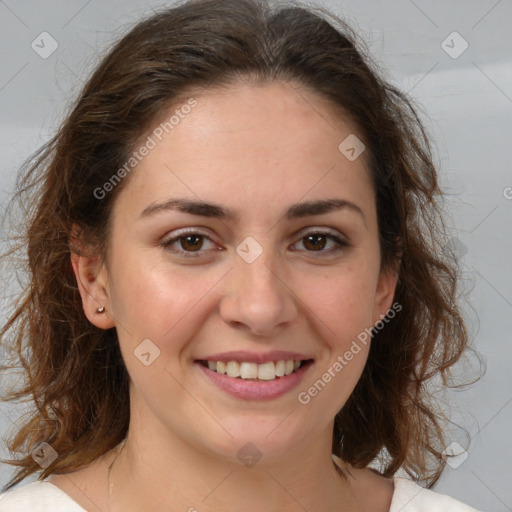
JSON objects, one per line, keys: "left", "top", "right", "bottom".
{"left": 106, "top": 428, "right": 361, "bottom": 512}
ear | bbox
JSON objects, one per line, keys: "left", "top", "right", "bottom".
{"left": 372, "top": 263, "right": 400, "bottom": 324}
{"left": 70, "top": 250, "right": 115, "bottom": 330}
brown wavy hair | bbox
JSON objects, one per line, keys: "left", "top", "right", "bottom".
{"left": 1, "top": 0, "right": 479, "bottom": 493}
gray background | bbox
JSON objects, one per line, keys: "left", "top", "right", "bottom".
{"left": 0, "top": 0, "right": 511, "bottom": 510}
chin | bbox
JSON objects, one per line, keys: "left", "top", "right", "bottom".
{"left": 199, "top": 417, "right": 313, "bottom": 467}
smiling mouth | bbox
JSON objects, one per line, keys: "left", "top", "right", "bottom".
{"left": 197, "top": 359, "right": 313, "bottom": 381}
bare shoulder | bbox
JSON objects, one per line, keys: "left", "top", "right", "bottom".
{"left": 350, "top": 467, "right": 394, "bottom": 510}
{"left": 46, "top": 454, "right": 112, "bottom": 512}
{"left": 333, "top": 457, "right": 394, "bottom": 511}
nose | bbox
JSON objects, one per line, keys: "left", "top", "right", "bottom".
{"left": 219, "top": 247, "right": 298, "bottom": 338}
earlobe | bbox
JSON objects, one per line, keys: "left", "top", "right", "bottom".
{"left": 373, "top": 265, "right": 400, "bottom": 324}
{"left": 70, "top": 252, "right": 115, "bottom": 329}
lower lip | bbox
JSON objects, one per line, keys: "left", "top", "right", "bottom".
{"left": 195, "top": 361, "right": 313, "bottom": 401}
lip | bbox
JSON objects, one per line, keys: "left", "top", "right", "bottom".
{"left": 195, "top": 358, "right": 314, "bottom": 401}
{"left": 196, "top": 350, "right": 313, "bottom": 364}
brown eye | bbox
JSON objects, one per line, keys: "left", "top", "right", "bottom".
{"left": 162, "top": 231, "right": 218, "bottom": 257}
{"left": 302, "top": 234, "right": 328, "bottom": 251}
{"left": 179, "top": 234, "right": 205, "bottom": 252}
{"left": 292, "top": 231, "right": 348, "bottom": 256}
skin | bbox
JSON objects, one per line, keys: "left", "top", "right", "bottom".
{"left": 55, "top": 80, "right": 398, "bottom": 511}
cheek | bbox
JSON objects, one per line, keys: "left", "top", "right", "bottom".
{"left": 107, "top": 249, "right": 221, "bottom": 358}
{"left": 316, "top": 352, "right": 369, "bottom": 423}
{"left": 298, "top": 271, "right": 374, "bottom": 415}
{"left": 302, "top": 264, "right": 379, "bottom": 344}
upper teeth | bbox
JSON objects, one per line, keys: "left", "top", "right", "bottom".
{"left": 207, "top": 360, "right": 302, "bottom": 380}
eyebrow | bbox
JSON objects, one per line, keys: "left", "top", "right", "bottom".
{"left": 139, "top": 197, "right": 366, "bottom": 224}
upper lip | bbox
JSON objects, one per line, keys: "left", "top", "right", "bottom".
{"left": 196, "top": 350, "right": 314, "bottom": 364}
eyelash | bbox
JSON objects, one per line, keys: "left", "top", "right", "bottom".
{"left": 161, "top": 229, "right": 349, "bottom": 258}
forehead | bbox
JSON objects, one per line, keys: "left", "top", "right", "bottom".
{"left": 115, "top": 80, "right": 375, "bottom": 222}
{"left": 161, "top": 79, "right": 361, "bottom": 151}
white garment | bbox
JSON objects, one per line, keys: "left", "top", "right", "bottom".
{"left": 0, "top": 477, "right": 481, "bottom": 511}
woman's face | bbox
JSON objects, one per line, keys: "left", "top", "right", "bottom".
{"left": 79, "top": 80, "right": 397, "bottom": 464}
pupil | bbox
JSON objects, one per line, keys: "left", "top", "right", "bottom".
{"left": 182, "top": 235, "right": 202, "bottom": 251}
{"left": 304, "top": 234, "right": 325, "bottom": 251}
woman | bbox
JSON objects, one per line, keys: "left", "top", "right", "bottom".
{"left": 0, "top": 0, "right": 481, "bottom": 510}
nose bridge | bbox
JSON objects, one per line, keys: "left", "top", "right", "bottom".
{"left": 238, "top": 247, "right": 277, "bottom": 291}
{"left": 234, "top": 240, "right": 284, "bottom": 303}
{"left": 220, "top": 237, "right": 297, "bottom": 335}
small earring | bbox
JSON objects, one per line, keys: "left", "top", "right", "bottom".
{"left": 97, "top": 306, "right": 106, "bottom": 314}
